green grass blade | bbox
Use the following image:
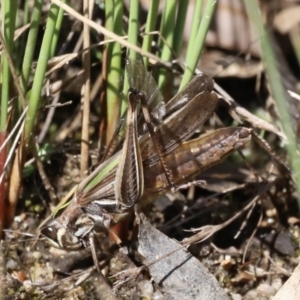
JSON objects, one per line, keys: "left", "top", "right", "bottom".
{"left": 24, "top": 3, "right": 60, "bottom": 146}
{"left": 1, "top": 0, "right": 17, "bottom": 132}
{"left": 173, "top": 1, "right": 189, "bottom": 56}
{"left": 157, "top": 0, "right": 177, "bottom": 90}
{"left": 185, "top": 0, "right": 203, "bottom": 61}
{"left": 142, "top": 0, "right": 159, "bottom": 67}
{"left": 121, "top": 0, "right": 139, "bottom": 115}
{"left": 50, "top": 0, "right": 67, "bottom": 57}
{"left": 106, "top": 0, "right": 123, "bottom": 143}
{"left": 180, "top": 0, "right": 216, "bottom": 90}
{"left": 82, "top": 154, "right": 119, "bottom": 193}
{"left": 16, "top": 0, "right": 30, "bottom": 70}
{"left": 244, "top": 0, "right": 300, "bottom": 208}
{"left": 21, "top": 0, "right": 43, "bottom": 92}
{"left": 127, "top": 0, "right": 139, "bottom": 60}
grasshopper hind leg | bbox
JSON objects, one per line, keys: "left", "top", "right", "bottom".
{"left": 88, "top": 231, "right": 101, "bottom": 273}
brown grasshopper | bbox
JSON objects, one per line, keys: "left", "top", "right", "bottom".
{"left": 40, "top": 60, "right": 251, "bottom": 269}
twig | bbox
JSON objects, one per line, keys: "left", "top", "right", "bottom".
{"left": 80, "top": 0, "right": 91, "bottom": 177}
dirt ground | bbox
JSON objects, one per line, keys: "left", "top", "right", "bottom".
{"left": 3, "top": 1, "right": 300, "bottom": 299}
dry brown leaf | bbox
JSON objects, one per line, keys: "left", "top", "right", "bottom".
{"left": 273, "top": 263, "right": 300, "bottom": 300}
{"left": 138, "top": 214, "right": 228, "bottom": 300}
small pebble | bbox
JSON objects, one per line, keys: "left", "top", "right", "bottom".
{"left": 230, "top": 292, "right": 242, "bottom": 300}
{"left": 23, "top": 280, "right": 33, "bottom": 292}
{"left": 272, "top": 277, "right": 283, "bottom": 292}
{"left": 153, "top": 289, "right": 166, "bottom": 300}
{"left": 244, "top": 289, "right": 257, "bottom": 299}
{"left": 138, "top": 280, "right": 153, "bottom": 297}
{"left": 257, "top": 283, "right": 276, "bottom": 297}
{"left": 6, "top": 258, "right": 18, "bottom": 270}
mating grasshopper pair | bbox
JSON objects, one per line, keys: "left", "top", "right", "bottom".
{"left": 40, "top": 59, "right": 251, "bottom": 270}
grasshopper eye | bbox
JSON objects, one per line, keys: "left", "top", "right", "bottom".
{"left": 41, "top": 225, "right": 60, "bottom": 248}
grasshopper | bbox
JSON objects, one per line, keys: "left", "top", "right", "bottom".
{"left": 40, "top": 60, "right": 251, "bottom": 269}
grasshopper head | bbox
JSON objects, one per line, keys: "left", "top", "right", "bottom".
{"left": 41, "top": 203, "right": 95, "bottom": 250}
